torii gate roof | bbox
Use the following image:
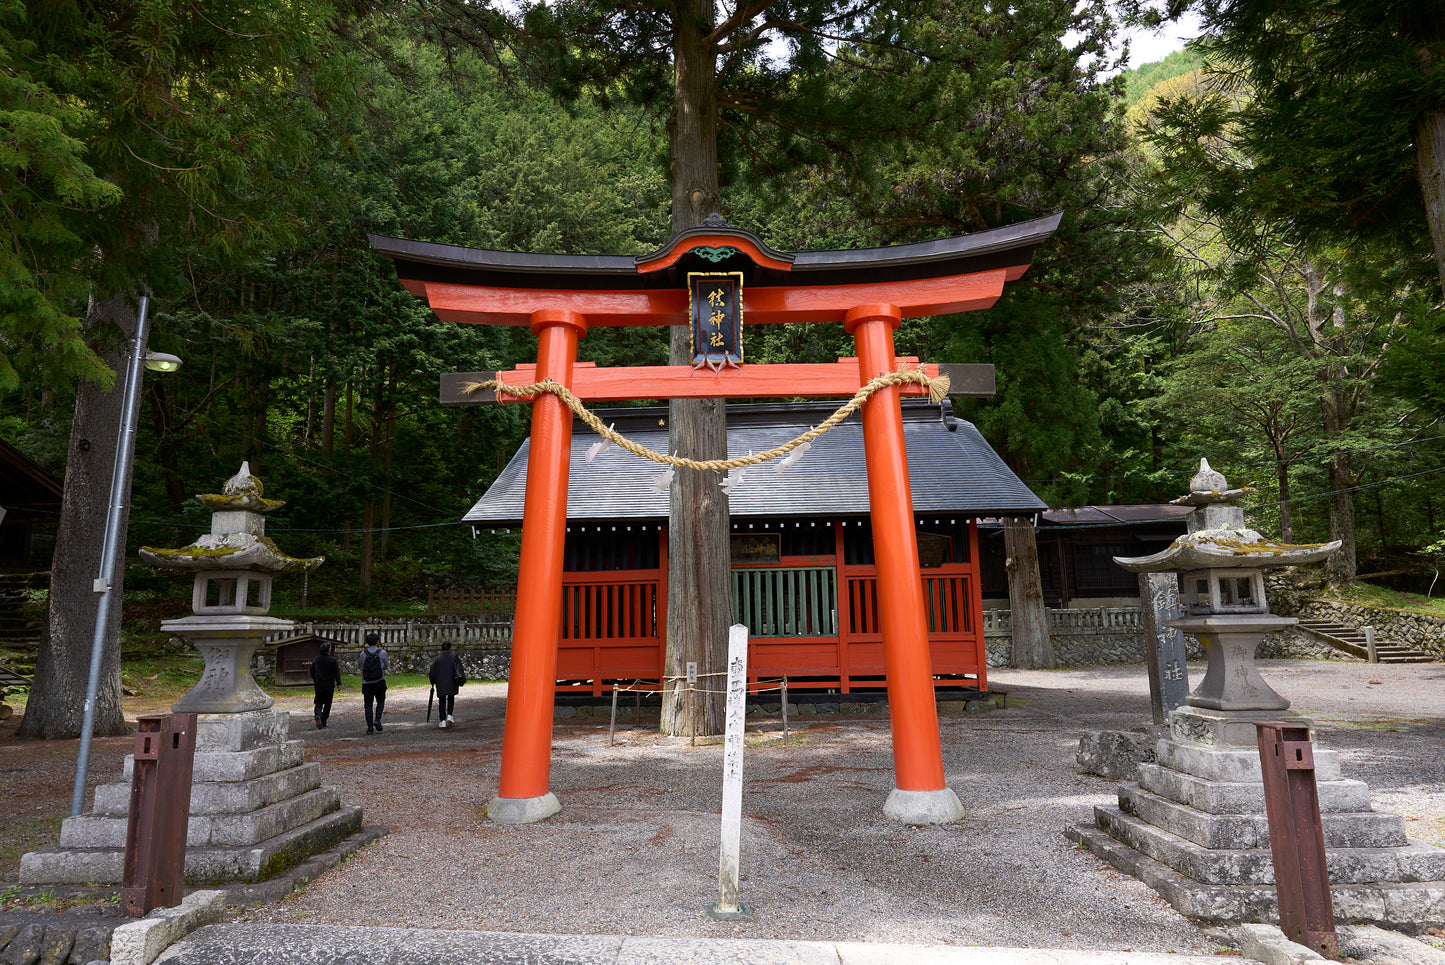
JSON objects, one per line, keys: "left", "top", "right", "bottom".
{"left": 368, "top": 213, "right": 1062, "bottom": 326}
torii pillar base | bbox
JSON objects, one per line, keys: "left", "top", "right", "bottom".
{"left": 486, "top": 793, "right": 562, "bottom": 826}
{"left": 884, "top": 788, "right": 966, "bottom": 826}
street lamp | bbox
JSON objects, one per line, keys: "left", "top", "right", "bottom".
{"left": 71, "top": 294, "right": 182, "bottom": 816}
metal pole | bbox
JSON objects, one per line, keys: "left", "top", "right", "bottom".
{"left": 72, "top": 294, "right": 152, "bottom": 817}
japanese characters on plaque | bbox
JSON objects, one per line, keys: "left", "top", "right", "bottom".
{"left": 689, "top": 272, "right": 744, "bottom": 373}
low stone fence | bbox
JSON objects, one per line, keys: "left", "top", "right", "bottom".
{"left": 253, "top": 617, "right": 513, "bottom": 683}
{"left": 983, "top": 607, "right": 1206, "bottom": 668}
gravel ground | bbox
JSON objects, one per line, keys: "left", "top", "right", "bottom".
{"left": 215, "top": 658, "right": 1445, "bottom": 952}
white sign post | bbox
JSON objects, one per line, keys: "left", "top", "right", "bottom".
{"left": 707, "top": 623, "right": 753, "bottom": 921}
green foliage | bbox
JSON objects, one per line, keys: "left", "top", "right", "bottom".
{"left": 0, "top": 0, "right": 120, "bottom": 389}
{"left": 1120, "top": 46, "right": 1209, "bottom": 109}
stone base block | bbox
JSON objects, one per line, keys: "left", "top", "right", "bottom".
{"left": 194, "top": 710, "right": 290, "bottom": 754}
{"left": 1155, "top": 739, "right": 1344, "bottom": 783}
{"left": 1077, "top": 728, "right": 1165, "bottom": 781}
{"left": 882, "top": 787, "right": 966, "bottom": 826}
{"left": 1118, "top": 784, "right": 1408, "bottom": 850}
{"left": 62, "top": 786, "right": 343, "bottom": 850}
{"left": 95, "top": 763, "right": 322, "bottom": 818}
{"left": 486, "top": 793, "right": 561, "bottom": 825}
{"left": 1067, "top": 822, "right": 1445, "bottom": 930}
{"left": 109, "top": 889, "right": 227, "bottom": 965}
{"left": 23, "top": 804, "right": 362, "bottom": 886}
{"left": 1169, "top": 706, "right": 1310, "bottom": 751}
{"left": 1094, "top": 804, "right": 1445, "bottom": 886}
{"left": 1137, "top": 763, "right": 1370, "bottom": 814}
{"left": 123, "top": 741, "right": 306, "bottom": 784}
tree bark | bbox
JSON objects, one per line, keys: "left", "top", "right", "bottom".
{"left": 1276, "top": 458, "right": 1294, "bottom": 544}
{"left": 1003, "top": 517, "right": 1054, "bottom": 669}
{"left": 660, "top": 0, "right": 729, "bottom": 738}
{"left": 19, "top": 293, "right": 137, "bottom": 739}
{"left": 1412, "top": 107, "right": 1445, "bottom": 295}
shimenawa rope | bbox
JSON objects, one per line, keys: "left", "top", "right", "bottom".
{"left": 462, "top": 367, "right": 951, "bottom": 473}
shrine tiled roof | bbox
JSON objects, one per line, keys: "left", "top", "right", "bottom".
{"left": 463, "top": 400, "right": 1046, "bottom": 527}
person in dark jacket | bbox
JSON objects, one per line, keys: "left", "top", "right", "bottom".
{"left": 310, "top": 642, "right": 342, "bottom": 729}
{"left": 428, "top": 640, "right": 465, "bottom": 729}
{"left": 360, "top": 631, "right": 390, "bottom": 734}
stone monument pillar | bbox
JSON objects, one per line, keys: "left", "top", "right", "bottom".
{"left": 1068, "top": 459, "right": 1445, "bottom": 930}
{"left": 22, "top": 465, "right": 368, "bottom": 887}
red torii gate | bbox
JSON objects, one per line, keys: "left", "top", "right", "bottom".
{"left": 371, "top": 212, "right": 1060, "bottom": 826}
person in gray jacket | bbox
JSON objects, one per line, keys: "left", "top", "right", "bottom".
{"left": 428, "top": 640, "right": 465, "bottom": 728}
{"left": 360, "top": 631, "right": 389, "bottom": 734}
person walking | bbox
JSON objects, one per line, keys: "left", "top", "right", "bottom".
{"left": 428, "top": 640, "right": 465, "bottom": 728}
{"left": 360, "top": 631, "right": 389, "bottom": 734}
{"left": 310, "top": 641, "right": 342, "bottom": 729}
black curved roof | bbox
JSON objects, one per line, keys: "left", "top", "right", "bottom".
{"left": 464, "top": 401, "right": 1046, "bottom": 526}
{"left": 370, "top": 213, "right": 1063, "bottom": 292}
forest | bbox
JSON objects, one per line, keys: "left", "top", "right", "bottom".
{"left": 4, "top": 0, "right": 1444, "bottom": 620}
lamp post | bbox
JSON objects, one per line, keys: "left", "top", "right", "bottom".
{"left": 71, "top": 295, "right": 182, "bottom": 816}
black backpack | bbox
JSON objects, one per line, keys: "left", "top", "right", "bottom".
{"left": 361, "top": 648, "right": 382, "bottom": 680}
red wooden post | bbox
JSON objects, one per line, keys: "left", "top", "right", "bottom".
{"left": 847, "top": 304, "right": 963, "bottom": 824}
{"left": 490, "top": 309, "right": 586, "bottom": 823}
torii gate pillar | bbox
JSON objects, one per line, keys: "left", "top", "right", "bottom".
{"left": 486, "top": 310, "right": 585, "bottom": 824}
{"left": 848, "top": 305, "right": 964, "bottom": 823}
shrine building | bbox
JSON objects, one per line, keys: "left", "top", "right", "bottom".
{"left": 463, "top": 399, "right": 1046, "bottom": 697}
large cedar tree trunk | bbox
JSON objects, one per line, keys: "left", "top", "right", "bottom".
{"left": 1003, "top": 517, "right": 1054, "bottom": 669}
{"left": 1413, "top": 107, "right": 1445, "bottom": 295}
{"left": 660, "top": 0, "right": 729, "bottom": 737}
{"left": 19, "top": 294, "right": 138, "bottom": 739}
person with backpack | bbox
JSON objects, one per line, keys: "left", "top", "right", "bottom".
{"left": 427, "top": 640, "right": 466, "bottom": 729}
{"left": 310, "top": 641, "right": 342, "bottom": 729}
{"left": 360, "top": 631, "right": 389, "bottom": 734}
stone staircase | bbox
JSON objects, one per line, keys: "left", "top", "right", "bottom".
{"left": 1296, "top": 619, "right": 1437, "bottom": 663}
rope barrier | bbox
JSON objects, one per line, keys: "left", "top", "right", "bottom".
{"left": 462, "top": 367, "right": 951, "bottom": 473}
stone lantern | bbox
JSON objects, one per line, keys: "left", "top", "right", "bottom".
{"left": 138, "top": 462, "right": 323, "bottom": 714}
{"left": 1112, "top": 458, "right": 1338, "bottom": 724}
{"left": 21, "top": 465, "right": 364, "bottom": 889}
{"left": 1065, "top": 460, "right": 1445, "bottom": 930}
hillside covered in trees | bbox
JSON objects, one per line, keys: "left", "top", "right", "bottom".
{"left": 4, "top": 0, "right": 1443, "bottom": 620}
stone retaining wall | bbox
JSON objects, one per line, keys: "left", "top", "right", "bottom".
{"left": 1291, "top": 599, "right": 1445, "bottom": 660}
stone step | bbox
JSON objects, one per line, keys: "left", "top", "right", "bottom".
{"left": 1296, "top": 621, "right": 1437, "bottom": 663}
{"left": 1118, "top": 784, "right": 1408, "bottom": 850}
{"left": 94, "top": 763, "right": 322, "bottom": 817}
{"left": 1136, "top": 762, "right": 1372, "bottom": 814}
{"left": 1093, "top": 804, "right": 1445, "bottom": 886}
{"left": 65, "top": 785, "right": 343, "bottom": 849}
{"left": 1154, "top": 740, "right": 1345, "bottom": 784}
{"left": 122, "top": 740, "right": 306, "bottom": 784}
{"left": 25, "top": 804, "right": 362, "bottom": 886}
{"left": 1066, "top": 821, "right": 1445, "bottom": 928}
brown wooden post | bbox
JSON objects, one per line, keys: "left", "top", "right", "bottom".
{"left": 122, "top": 713, "right": 197, "bottom": 916}
{"left": 1256, "top": 722, "right": 1338, "bottom": 959}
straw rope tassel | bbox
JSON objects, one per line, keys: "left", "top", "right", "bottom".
{"left": 460, "top": 368, "right": 952, "bottom": 473}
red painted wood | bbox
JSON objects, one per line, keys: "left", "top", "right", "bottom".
{"left": 635, "top": 233, "right": 793, "bottom": 273}
{"left": 493, "top": 358, "right": 939, "bottom": 403}
{"left": 419, "top": 269, "right": 1008, "bottom": 327}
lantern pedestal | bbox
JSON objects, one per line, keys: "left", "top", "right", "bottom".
{"left": 1171, "top": 614, "right": 1293, "bottom": 713}
{"left": 164, "top": 615, "right": 289, "bottom": 715}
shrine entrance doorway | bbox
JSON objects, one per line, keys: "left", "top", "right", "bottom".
{"left": 372, "top": 212, "right": 1060, "bottom": 826}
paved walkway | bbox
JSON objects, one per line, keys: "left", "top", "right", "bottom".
{"left": 152, "top": 924, "right": 1254, "bottom": 965}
